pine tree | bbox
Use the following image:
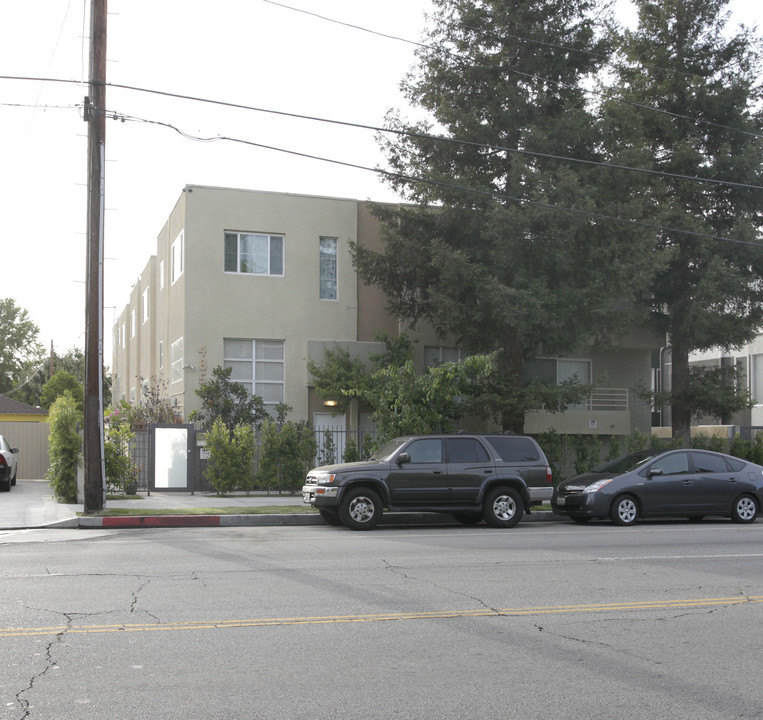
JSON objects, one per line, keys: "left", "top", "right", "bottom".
{"left": 353, "top": 0, "right": 656, "bottom": 432}
{"left": 602, "top": 0, "right": 763, "bottom": 442}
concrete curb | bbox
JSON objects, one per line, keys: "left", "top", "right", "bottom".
{"left": 73, "top": 511, "right": 564, "bottom": 530}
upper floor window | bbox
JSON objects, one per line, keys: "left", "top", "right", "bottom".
{"left": 320, "top": 237, "right": 337, "bottom": 300}
{"left": 171, "top": 231, "right": 184, "bottom": 284}
{"left": 224, "top": 232, "right": 284, "bottom": 276}
{"left": 142, "top": 287, "right": 150, "bottom": 323}
{"left": 159, "top": 260, "right": 165, "bottom": 290}
{"left": 130, "top": 307, "right": 136, "bottom": 338}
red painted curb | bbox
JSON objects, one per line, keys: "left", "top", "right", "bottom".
{"left": 101, "top": 516, "right": 222, "bottom": 528}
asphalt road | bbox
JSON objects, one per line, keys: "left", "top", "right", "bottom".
{"left": 1, "top": 520, "right": 761, "bottom": 720}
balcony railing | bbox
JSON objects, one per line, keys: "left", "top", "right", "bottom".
{"left": 581, "top": 388, "right": 629, "bottom": 412}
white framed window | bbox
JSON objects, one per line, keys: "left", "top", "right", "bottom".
{"left": 525, "top": 358, "right": 591, "bottom": 384}
{"left": 224, "top": 232, "right": 284, "bottom": 276}
{"left": 171, "top": 337, "right": 184, "bottom": 384}
{"left": 159, "top": 340, "right": 164, "bottom": 371}
{"left": 142, "top": 287, "right": 149, "bottom": 323}
{"left": 171, "top": 231, "right": 184, "bottom": 284}
{"left": 119, "top": 322, "right": 125, "bottom": 349}
{"left": 159, "top": 260, "right": 165, "bottom": 290}
{"left": 224, "top": 338, "right": 284, "bottom": 406}
{"left": 130, "top": 307, "right": 136, "bottom": 338}
{"left": 424, "top": 346, "right": 465, "bottom": 368}
{"left": 320, "top": 237, "right": 337, "bottom": 300}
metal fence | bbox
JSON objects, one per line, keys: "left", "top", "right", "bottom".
{"left": 313, "top": 426, "right": 378, "bottom": 466}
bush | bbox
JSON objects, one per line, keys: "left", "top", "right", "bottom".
{"left": 258, "top": 418, "right": 317, "bottom": 494}
{"left": 204, "top": 417, "right": 255, "bottom": 494}
{"left": 47, "top": 392, "right": 81, "bottom": 503}
{"left": 103, "top": 414, "right": 137, "bottom": 493}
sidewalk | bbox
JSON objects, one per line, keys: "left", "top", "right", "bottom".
{"left": 1, "top": 479, "right": 561, "bottom": 530}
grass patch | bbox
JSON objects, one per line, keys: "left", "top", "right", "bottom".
{"left": 89, "top": 505, "right": 319, "bottom": 517}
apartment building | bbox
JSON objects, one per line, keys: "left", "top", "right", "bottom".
{"left": 112, "top": 185, "right": 656, "bottom": 439}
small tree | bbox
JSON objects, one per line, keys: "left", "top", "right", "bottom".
{"left": 47, "top": 392, "right": 81, "bottom": 503}
{"left": 41, "top": 370, "right": 84, "bottom": 411}
{"left": 204, "top": 416, "right": 255, "bottom": 495}
{"left": 103, "top": 413, "right": 137, "bottom": 494}
{"left": 191, "top": 366, "right": 268, "bottom": 433}
{"left": 319, "top": 429, "right": 337, "bottom": 466}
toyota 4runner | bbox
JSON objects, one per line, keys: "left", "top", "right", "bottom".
{"left": 301, "top": 433, "right": 552, "bottom": 530}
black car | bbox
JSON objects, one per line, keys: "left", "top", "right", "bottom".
{"left": 302, "top": 433, "right": 553, "bottom": 530}
{"left": 552, "top": 449, "right": 762, "bottom": 526}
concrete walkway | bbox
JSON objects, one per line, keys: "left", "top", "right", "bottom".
{"left": 1, "top": 478, "right": 560, "bottom": 530}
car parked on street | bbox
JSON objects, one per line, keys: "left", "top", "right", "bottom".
{"left": 302, "top": 433, "right": 553, "bottom": 530}
{"left": 0, "top": 434, "right": 19, "bottom": 492}
{"left": 552, "top": 448, "right": 762, "bottom": 525}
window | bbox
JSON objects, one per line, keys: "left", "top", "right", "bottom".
{"left": 130, "top": 307, "right": 136, "bottom": 338}
{"left": 405, "top": 438, "right": 442, "bottom": 463}
{"left": 691, "top": 452, "right": 729, "bottom": 474}
{"left": 171, "top": 337, "right": 184, "bottom": 384}
{"left": 753, "top": 354, "right": 763, "bottom": 404}
{"left": 424, "top": 346, "right": 465, "bottom": 367}
{"left": 159, "top": 260, "right": 165, "bottom": 290}
{"left": 485, "top": 436, "right": 540, "bottom": 462}
{"left": 446, "top": 438, "right": 490, "bottom": 463}
{"left": 159, "top": 340, "right": 164, "bottom": 370}
{"left": 647, "top": 452, "right": 690, "bottom": 476}
{"left": 320, "top": 237, "right": 337, "bottom": 300}
{"left": 224, "top": 339, "right": 284, "bottom": 405}
{"left": 171, "top": 231, "right": 184, "bottom": 284}
{"left": 119, "top": 322, "right": 125, "bottom": 349}
{"left": 224, "top": 232, "right": 284, "bottom": 276}
{"left": 142, "top": 287, "right": 149, "bottom": 323}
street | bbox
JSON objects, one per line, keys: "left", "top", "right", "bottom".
{"left": 1, "top": 520, "right": 761, "bottom": 719}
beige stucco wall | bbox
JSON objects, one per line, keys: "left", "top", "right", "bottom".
{"left": 174, "top": 185, "right": 359, "bottom": 420}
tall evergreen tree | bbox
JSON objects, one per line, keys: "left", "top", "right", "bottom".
{"left": 353, "top": 0, "right": 657, "bottom": 433}
{"left": 602, "top": 0, "right": 763, "bottom": 443}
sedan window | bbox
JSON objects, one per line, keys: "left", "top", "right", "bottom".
{"left": 691, "top": 452, "right": 729, "bottom": 474}
{"left": 647, "top": 452, "right": 690, "bottom": 476}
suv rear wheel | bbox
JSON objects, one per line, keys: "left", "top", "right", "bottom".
{"left": 339, "top": 487, "right": 383, "bottom": 530}
{"left": 483, "top": 487, "right": 523, "bottom": 528}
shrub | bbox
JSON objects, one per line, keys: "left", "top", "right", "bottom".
{"left": 47, "top": 392, "right": 82, "bottom": 503}
{"left": 204, "top": 417, "right": 255, "bottom": 495}
{"left": 103, "top": 415, "right": 137, "bottom": 493}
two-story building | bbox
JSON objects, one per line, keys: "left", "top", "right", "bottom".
{"left": 112, "top": 184, "right": 657, "bottom": 445}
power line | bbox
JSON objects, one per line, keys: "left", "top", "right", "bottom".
{"left": 262, "top": 0, "right": 763, "bottom": 141}
{"left": 102, "top": 81, "right": 763, "bottom": 192}
{"left": 104, "top": 107, "right": 763, "bottom": 249}
{"left": 1, "top": 72, "right": 760, "bottom": 190}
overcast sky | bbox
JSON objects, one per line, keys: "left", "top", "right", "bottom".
{"left": 1, "top": 0, "right": 759, "bottom": 378}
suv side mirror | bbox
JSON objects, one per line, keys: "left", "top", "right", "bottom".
{"left": 397, "top": 452, "right": 411, "bottom": 465}
{"left": 647, "top": 467, "right": 663, "bottom": 477}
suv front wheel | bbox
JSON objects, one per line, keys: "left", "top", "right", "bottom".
{"left": 483, "top": 487, "right": 523, "bottom": 528}
{"left": 339, "top": 487, "right": 383, "bottom": 530}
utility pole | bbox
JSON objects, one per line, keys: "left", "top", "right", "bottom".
{"left": 83, "top": 0, "right": 107, "bottom": 514}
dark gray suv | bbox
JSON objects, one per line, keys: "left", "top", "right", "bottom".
{"left": 301, "top": 434, "right": 552, "bottom": 530}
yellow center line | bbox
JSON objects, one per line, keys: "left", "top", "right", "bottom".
{"left": 1, "top": 595, "right": 760, "bottom": 638}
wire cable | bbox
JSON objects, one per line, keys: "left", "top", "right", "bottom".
{"left": 106, "top": 107, "right": 763, "bottom": 249}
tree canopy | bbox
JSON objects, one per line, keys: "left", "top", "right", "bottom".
{"left": 352, "top": 0, "right": 656, "bottom": 433}
{"left": 602, "top": 0, "right": 763, "bottom": 441}
{"left": 0, "top": 298, "right": 44, "bottom": 396}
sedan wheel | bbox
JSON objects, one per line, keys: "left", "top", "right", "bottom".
{"left": 339, "top": 488, "right": 382, "bottom": 530}
{"left": 731, "top": 495, "right": 758, "bottom": 524}
{"left": 610, "top": 494, "right": 638, "bottom": 526}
